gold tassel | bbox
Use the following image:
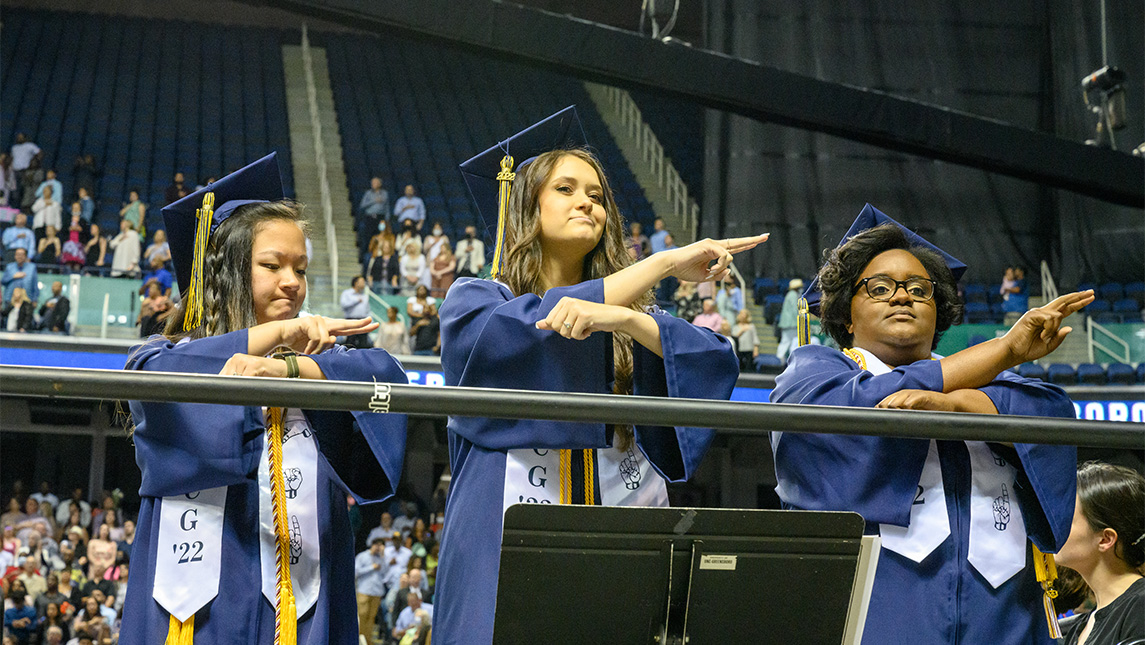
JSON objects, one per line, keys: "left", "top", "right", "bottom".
{"left": 796, "top": 297, "right": 811, "bottom": 347}
{"left": 582, "top": 449, "right": 595, "bottom": 505}
{"left": 182, "top": 192, "right": 215, "bottom": 331}
{"left": 267, "top": 407, "right": 298, "bottom": 645}
{"left": 490, "top": 154, "right": 515, "bottom": 280}
{"left": 558, "top": 449, "right": 571, "bottom": 505}
{"left": 1032, "top": 544, "right": 1063, "bottom": 639}
{"left": 164, "top": 614, "right": 194, "bottom": 645}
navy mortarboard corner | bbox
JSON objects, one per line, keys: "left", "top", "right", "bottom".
{"left": 161, "top": 152, "right": 285, "bottom": 330}
{"left": 801, "top": 203, "right": 968, "bottom": 317}
{"left": 458, "top": 106, "right": 587, "bottom": 279}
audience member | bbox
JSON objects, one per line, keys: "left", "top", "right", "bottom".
{"left": 15, "top": 559, "right": 46, "bottom": 604}
{"left": 627, "top": 221, "right": 650, "bottom": 260}
{"left": 359, "top": 177, "right": 390, "bottom": 254}
{"left": 1000, "top": 266, "right": 1028, "bottom": 325}
{"left": 732, "top": 309, "right": 759, "bottom": 371}
{"left": 400, "top": 239, "right": 427, "bottom": 295}
{"left": 35, "top": 225, "right": 60, "bottom": 264}
{"left": 18, "top": 154, "right": 44, "bottom": 211}
{"left": 410, "top": 304, "right": 440, "bottom": 356}
{"left": 3, "top": 500, "right": 25, "bottom": 536}
{"left": 118, "top": 189, "right": 145, "bottom": 236}
{"left": 382, "top": 572, "right": 411, "bottom": 637}
{"left": 691, "top": 298, "right": 724, "bottom": 332}
{"left": 423, "top": 221, "right": 450, "bottom": 262}
{"left": 4, "top": 588, "right": 35, "bottom": 645}
{"left": 115, "top": 520, "right": 134, "bottom": 565}
{"left": 162, "top": 172, "right": 188, "bottom": 206}
{"left": 76, "top": 187, "right": 94, "bottom": 223}
{"left": 395, "top": 219, "right": 421, "bottom": 257}
{"left": 36, "top": 602, "right": 70, "bottom": 644}
{"left": 33, "top": 574, "right": 68, "bottom": 618}
{"left": 32, "top": 186, "right": 62, "bottom": 237}
{"left": 108, "top": 220, "right": 140, "bottom": 278}
{"left": 60, "top": 214, "right": 87, "bottom": 272}
{"left": 3, "top": 287, "right": 34, "bottom": 332}
{"left": 137, "top": 282, "right": 172, "bottom": 337}
{"left": 715, "top": 276, "right": 744, "bottom": 324}
{"left": 384, "top": 531, "right": 413, "bottom": 592}
{"left": 406, "top": 285, "right": 435, "bottom": 324}
{"left": 55, "top": 569, "right": 79, "bottom": 609}
{"left": 674, "top": 280, "right": 702, "bottom": 322}
{"left": 37, "top": 282, "right": 70, "bottom": 334}
{"left": 366, "top": 513, "right": 396, "bottom": 548}
{"left": 29, "top": 484, "right": 58, "bottom": 511}
{"left": 392, "top": 590, "right": 433, "bottom": 642}
{"left": 367, "top": 237, "right": 400, "bottom": 295}
{"left": 776, "top": 278, "right": 803, "bottom": 362}
{"left": 429, "top": 243, "right": 456, "bottom": 298}
{"left": 454, "top": 225, "right": 485, "bottom": 278}
{"left": 35, "top": 170, "right": 63, "bottom": 205}
{"left": 83, "top": 224, "right": 107, "bottom": 271}
{"left": 339, "top": 275, "right": 372, "bottom": 349}
{"left": 142, "top": 230, "right": 170, "bottom": 268}
{"left": 71, "top": 155, "right": 99, "bottom": 199}
{"left": 139, "top": 256, "right": 172, "bottom": 297}
{"left": 354, "top": 538, "right": 387, "bottom": 643}
{"left": 10, "top": 133, "right": 41, "bottom": 181}
{"left": 649, "top": 217, "right": 669, "bottom": 254}
{"left": 394, "top": 184, "right": 426, "bottom": 231}
{"left": 2, "top": 213, "right": 35, "bottom": 262}
{"left": 53, "top": 491, "right": 91, "bottom": 531}
{"left": 375, "top": 307, "right": 409, "bottom": 356}
{"left": 0, "top": 154, "right": 15, "bottom": 206}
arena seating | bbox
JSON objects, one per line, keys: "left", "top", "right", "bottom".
{"left": 1107, "top": 362, "right": 1135, "bottom": 385}
{"left": 1077, "top": 363, "right": 1107, "bottom": 386}
{"left": 319, "top": 31, "right": 656, "bottom": 240}
{"left": 1, "top": 8, "right": 295, "bottom": 234}
{"left": 628, "top": 89, "right": 704, "bottom": 203}
{"left": 1047, "top": 363, "right": 1077, "bottom": 385}
{"left": 1016, "top": 363, "right": 1046, "bottom": 381}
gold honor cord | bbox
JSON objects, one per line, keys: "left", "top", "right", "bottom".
{"left": 796, "top": 297, "right": 811, "bottom": 347}
{"left": 582, "top": 449, "right": 595, "bottom": 505}
{"left": 1032, "top": 544, "right": 1063, "bottom": 639}
{"left": 183, "top": 192, "right": 215, "bottom": 331}
{"left": 267, "top": 408, "right": 298, "bottom": 645}
{"left": 164, "top": 614, "right": 194, "bottom": 645}
{"left": 558, "top": 449, "right": 572, "bottom": 505}
{"left": 490, "top": 154, "right": 515, "bottom": 280}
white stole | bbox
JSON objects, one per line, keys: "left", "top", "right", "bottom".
{"left": 502, "top": 443, "right": 668, "bottom": 515}
{"left": 849, "top": 347, "right": 1027, "bottom": 588}
{"left": 153, "top": 487, "right": 228, "bottom": 620}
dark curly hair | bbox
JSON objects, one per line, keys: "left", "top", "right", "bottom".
{"left": 817, "top": 223, "right": 963, "bottom": 349}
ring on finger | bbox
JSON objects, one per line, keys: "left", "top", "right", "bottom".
{"left": 563, "top": 322, "right": 573, "bottom": 329}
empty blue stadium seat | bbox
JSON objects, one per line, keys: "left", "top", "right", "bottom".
{"left": 1106, "top": 363, "right": 1135, "bottom": 385}
{"left": 1138, "top": 363, "right": 1145, "bottom": 384}
{"left": 1046, "top": 364, "right": 1077, "bottom": 385}
{"left": 763, "top": 294, "right": 785, "bottom": 323}
{"left": 1098, "top": 282, "right": 1124, "bottom": 301}
{"left": 753, "top": 354, "right": 783, "bottom": 373}
{"left": 1087, "top": 300, "right": 1111, "bottom": 315}
{"left": 963, "top": 283, "right": 987, "bottom": 303}
{"left": 1125, "top": 282, "right": 1145, "bottom": 307}
{"left": 964, "top": 301, "right": 992, "bottom": 323}
{"left": 1076, "top": 363, "right": 1106, "bottom": 385}
{"left": 1016, "top": 363, "right": 1046, "bottom": 381}
{"left": 1112, "top": 299, "right": 1139, "bottom": 319}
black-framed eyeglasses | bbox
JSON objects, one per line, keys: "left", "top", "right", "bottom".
{"left": 855, "top": 276, "right": 937, "bottom": 302}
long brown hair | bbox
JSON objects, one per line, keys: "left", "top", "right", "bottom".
{"left": 499, "top": 149, "right": 652, "bottom": 450}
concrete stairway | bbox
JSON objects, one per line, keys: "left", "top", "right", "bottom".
{"left": 583, "top": 82, "right": 697, "bottom": 244}
{"left": 282, "top": 44, "right": 358, "bottom": 316}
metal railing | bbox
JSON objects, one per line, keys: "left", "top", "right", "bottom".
{"left": 2, "top": 365, "right": 1139, "bottom": 449}
{"left": 1087, "top": 317, "right": 1131, "bottom": 364}
{"left": 599, "top": 85, "right": 700, "bottom": 241}
{"left": 300, "top": 24, "right": 340, "bottom": 311}
{"left": 1039, "top": 260, "right": 1058, "bottom": 302}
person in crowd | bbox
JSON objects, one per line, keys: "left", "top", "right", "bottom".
{"left": 405, "top": 285, "right": 435, "bottom": 328}
{"left": 770, "top": 205, "right": 1093, "bottom": 645}
{"left": 424, "top": 540, "right": 439, "bottom": 593}
{"left": 35, "top": 601, "right": 70, "bottom": 644}
{"left": 15, "top": 558, "right": 46, "bottom": 604}
{"left": 374, "top": 306, "right": 409, "bottom": 356}
{"left": 118, "top": 189, "right": 145, "bottom": 236}
{"left": 163, "top": 172, "right": 187, "bottom": 206}
{"left": 115, "top": 520, "right": 134, "bottom": 565}
{"left": 72, "top": 155, "right": 99, "bottom": 200}
{"left": 409, "top": 303, "right": 440, "bottom": 356}
{"left": 36, "top": 170, "right": 63, "bottom": 204}
{"left": 34, "top": 574, "right": 69, "bottom": 618}
{"left": 60, "top": 214, "right": 88, "bottom": 272}
{"left": 691, "top": 298, "right": 724, "bottom": 332}
{"left": 1056, "top": 462, "right": 1144, "bottom": 645}
{"left": 137, "top": 282, "right": 172, "bottom": 338}
{"left": 2, "top": 213, "right": 35, "bottom": 263}
{"left": 56, "top": 569, "right": 80, "bottom": 610}
{"left": 454, "top": 225, "right": 486, "bottom": 278}
{"left": 139, "top": 256, "right": 172, "bottom": 298}
{"left": 775, "top": 277, "right": 803, "bottom": 362}
{"left": 392, "top": 590, "right": 432, "bottom": 643}
{"left": 142, "top": 230, "right": 170, "bottom": 269}
{"left": 37, "top": 281, "right": 70, "bottom": 334}
{"left": 423, "top": 220, "right": 450, "bottom": 263}
{"left": 108, "top": 219, "right": 140, "bottom": 278}
{"left": 383, "top": 531, "right": 413, "bottom": 593}
{"left": 1001, "top": 265, "right": 1029, "bottom": 325}
{"left": 382, "top": 571, "right": 410, "bottom": 637}
{"left": 429, "top": 242, "right": 456, "bottom": 298}
{"left": 18, "top": 154, "right": 44, "bottom": 212}
{"left": 339, "top": 275, "right": 372, "bottom": 349}
{"left": 0, "top": 153, "right": 15, "bottom": 206}
{"left": 400, "top": 239, "right": 427, "bottom": 296}
{"left": 366, "top": 512, "right": 396, "bottom": 548}
{"left": 83, "top": 526, "right": 115, "bottom": 588}
{"left": 648, "top": 217, "right": 669, "bottom": 254}
{"left": 394, "top": 185, "right": 426, "bottom": 231}
{"left": 4, "top": 588, "right": 36, "bottom": 645}
{"left": 354, "top": 538, "right": 387, "bottom": 644}
{"left": 10, "top": 133, "right": 41, "bottom": 182}
{"left": 98, "top": 511, "right": 124, "bottom": 543}
{"left": 395, "top": 219, "right": 422, "bottom": 258}
{"left": 70, "top": 596, "right": 107, "bottom": 639}
{"left": 35, "top": 225, "right": 60, "bottom": 265}
{"left": 715, "top": 275, "right": 744, "bottom": 324}
{"left": 437, "top": 109, "right": 763, "bottom": 644}
{"left": 53, "top": 491, "right": 91, "bottom": 531}
{"left": 367, "top": 220, "right": 396, "bottom": 263}
{"left": 627, "top": 221, "right": 650, "bottom": 260}
{"left": 30, "top": 484, "right": 58, "bottom": 511}
{"left": 367, "top": 237, "right": 400, "bottom": 295}
{"left": 392, "top": 503, "right": 418, "bottom": 540}
{"left": 400, "top": 608, "right": 432, "bottom": 645}
{"left": 120, "top": 153, "right": 408, "bottom": 644}
{"left": 359, "top": 177, "right": 390, "bottom": 254}
{"left": 83, "top": 224, "right": 107, "bottom": 272}
{"left": 32, "top": 186, "right": 62, "bottom": 238}
{"left": 111, "top": 562, "right": 128, "bottom": 614}
{"left": 2, "top": 287, "right": 35, "bottom": 333}
{"left": 732, "top": 309, "right": 759, "bottom": 371}
{"left": 76, "top": 187, "right": 95, "bottom": 223}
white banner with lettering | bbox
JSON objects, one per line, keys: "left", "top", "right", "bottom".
{"left": 502, "top": 443, "right": 668, "bottom": 514}
{"left": 153, "top": 486, "right": 228, "bottom": 621}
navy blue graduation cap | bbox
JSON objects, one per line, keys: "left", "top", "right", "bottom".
{"left": 458, "top": 106, "right": 587, "bottom": 279}
{"left": 798, "top": 203, "right": 967, "bottom": 344}
{"left": 162, "top": 152, "right": 285, "bottom": 331}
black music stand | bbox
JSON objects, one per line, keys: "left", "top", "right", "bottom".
{"left": 493, "top": 505, "right": 874, "bottom": 645}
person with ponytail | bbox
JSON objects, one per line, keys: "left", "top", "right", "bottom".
{"left": 120, "top": 153, "right": 409, "bottom": 645}
{"left": 1057, "top": 462, "right": 1145, "bottom": 645}
{"left": 434, "top": 107, "right": 766, "bottom": 645}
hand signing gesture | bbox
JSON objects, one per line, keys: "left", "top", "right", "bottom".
{"left": 661, "top": 234, "right": 768, "bottom": 283}
{"left": 1002, "top": 290, "right": 1094, "bottom": 365}
{"left": 280, "top": 316, "right": 379, "bottom": 355}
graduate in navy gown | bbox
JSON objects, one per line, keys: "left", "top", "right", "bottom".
{"left": 434, "top": 107, "right": 766, "bottom": 644}
{"left": 121, "top": 153, "right": 408, "bottom": 645}
{"left": 771, "top": 204, "right": 1095, "bottom": 645}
